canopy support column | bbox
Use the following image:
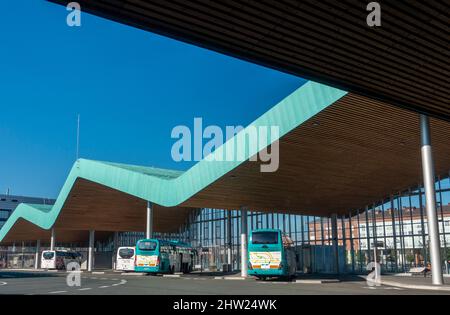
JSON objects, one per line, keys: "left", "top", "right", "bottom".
{"left": 34, "top": 240, "right": 41, "bottom": 269}
{"left": 146, "top": 201, "right": 153, "bottom": 239}
{"left": 240, "top": 208, "right": 248, "bottom": 278}
{"left": 50, "top": 228, "right": 55, "bottom": 251}
{"left": 420, "top": 114, "right": 443, "bottom": 285}
{"left": 227, "top": 210, "right": 232, "bottom": 270}
{"left": 113, "top": 232, "right": 119, "bottom": 270}
{"left": 88, "top": 230, "right": 95, "bottom": 272}
{"left": 331, "top": 214, "right": 340, "bottom": 275}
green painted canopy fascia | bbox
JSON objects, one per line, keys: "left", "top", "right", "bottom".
{"left": 0, "top": 81, "right": 347, "bottom": 242}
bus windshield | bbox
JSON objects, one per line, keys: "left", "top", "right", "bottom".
{"left": 138, "top": 241, "right": 158, "bottom": 251}
{"left": 252, "top": 232, "right": 279, "bottom": 244}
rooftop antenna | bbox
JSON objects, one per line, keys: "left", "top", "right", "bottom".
{"left": 76, "top": 114, "right": 80, "bottom": 160}
{"left": 6, "top": 188, "right": 10, "bottom": 196}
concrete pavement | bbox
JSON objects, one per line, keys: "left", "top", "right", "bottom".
{"left": 1, "top": 270, "right": 450, "bottom": 295}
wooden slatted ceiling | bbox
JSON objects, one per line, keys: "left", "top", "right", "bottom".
{"left": 49, "top": 0, "right": 450, "bottom": 120}
{"left": 53, "top": 178, "right": 194, "bottom": 233}
{"left": 181, "top": 93, "right": 450, "bottom": 216}
{"left": 2, "top": 179, "right": 195, "bottom": 243}
{"left": 1, "top": 219, "right": 113, "bottom": 245}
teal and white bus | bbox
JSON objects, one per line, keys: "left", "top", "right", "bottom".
{"left": 134, "top": 239, "right": 195, "bottom": 274}
{"left": 248, "top": 229, "right": 296, "bottom": 280}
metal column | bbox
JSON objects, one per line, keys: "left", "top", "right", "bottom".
{"left": 146, "top": 201, "right": 153, "bottom": 239}
{"left": 227, "top": 210, "right": 232, "bottom": 268}
{"left": 113, "top": 232, "right": 119, "bottom": 270}
{"left": 88, "top": 230, "right": 95, "bottom": 272}
{"left": 50, "top": 228, "right": 56, "bottom": 251}
{"left": 420, "top": 114, "right": 443, "bottom": 285}
{"left": 348, "top": 213, "right": 356, "bottom": 273}
{"left": 331, "top": 214, "right": 340, "bottom": 274}
{"left": 240, "top": 208, "right": 248, "bottom": 277}
{"left": 35, "top": 240, "right": 41, "bottom": 269}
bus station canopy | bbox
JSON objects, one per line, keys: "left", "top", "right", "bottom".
{"left": 1, "top": 81, "right": 450, "bottom": 244}
{"left": 49, "top": 0, "right": 450, "bottom": 121}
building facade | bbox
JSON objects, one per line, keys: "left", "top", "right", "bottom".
{"left": 0, "top": 194, "right": 55, "bottom": 268}
{"left": 0, "top": 194, "right": 55, "bottom": 229}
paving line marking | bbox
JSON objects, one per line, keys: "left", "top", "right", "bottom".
{"left": 362, "top": 286, "right": 377, "bottom": 290}
{"left": 385, "top": 287, "right": 404, "bottom": 291}
{"left": 49, "top": 291, "right": 67, "bottom": 294}
{"left": 0, "top": 281, "right": 7, "bottom": 286}
{"left": 258, "top": 282, "right": 292, "bottom": 285}
{"left": 78, "top": 288, "right": 92, "bottom": 291}
{"left": 110, "top": 279, "right": 128, "bottom": 287}
{"left": 99, "top": 286, "right": 110, "bottom": 289}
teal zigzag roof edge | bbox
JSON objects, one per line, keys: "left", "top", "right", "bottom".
{"left": 0, "top": 81, "right": 347, "bottom": 242}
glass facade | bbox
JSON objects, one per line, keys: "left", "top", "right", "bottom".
{"left": 172, "top": 175, "right": 450, "bottom": 274}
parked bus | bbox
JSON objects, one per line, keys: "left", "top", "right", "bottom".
{"left": 115, "top": 246, "right": 136, "bottom": 272}
{"left": 248, "top": 229, "right": 296, "bottom": 280}
{"left": 41, "top": 250, "right": 82, "bottom": 270}
{"left": 134, "top": 239, "right": 195, "bottom": 274}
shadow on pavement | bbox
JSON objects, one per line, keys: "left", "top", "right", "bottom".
{"left": 0, "top": 271, "right": 60, "bottom": 279}
{"left": 187, "top": 271, "right": 240, "bottom": 277}
{"left": 294, "top": 273, "right": 365, "bottom": 283}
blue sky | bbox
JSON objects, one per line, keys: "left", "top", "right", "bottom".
{"left": 0, "top": 2, "right": 305, "bottom": 198}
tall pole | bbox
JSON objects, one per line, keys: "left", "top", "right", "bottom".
{"left": 240, "top": 207, "right": 248, "bottom": 277}
{"left": 420, "top": 114, "right": 443, "bottom": 285}
{"left": 76, "top": 114, "right": 80, "bottom": 160}
{"left": 146, "top": 201, "right": 153, "bottom": 239}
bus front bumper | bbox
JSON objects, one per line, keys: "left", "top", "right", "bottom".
{"left": 249, "top": 268, "right": 285, "bottom": 277}
{"left": 135, "top": 266, "right": 160, "bottom": 273}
